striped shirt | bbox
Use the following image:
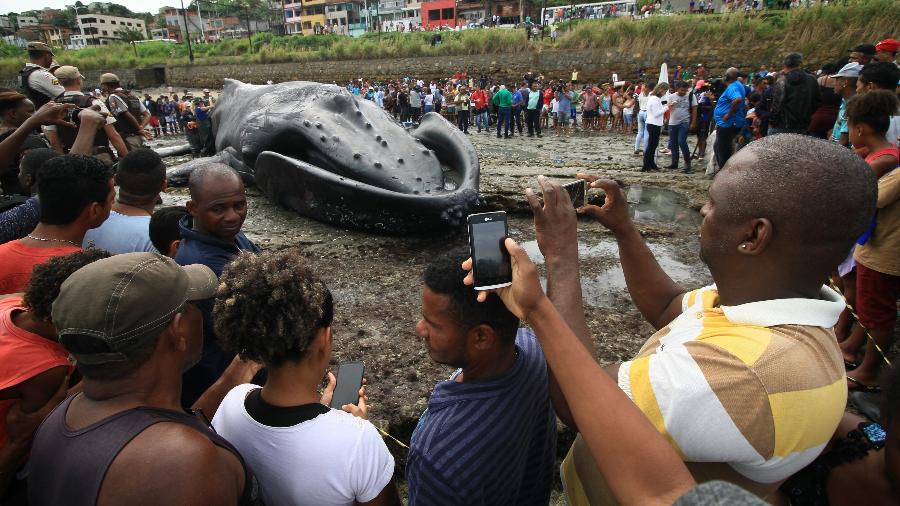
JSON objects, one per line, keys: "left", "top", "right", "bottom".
{"left": 564, "top": 284, "right": 847, "bottom": 504}
{"left": 406, "top": 328, "right": 556, "bottom": 505}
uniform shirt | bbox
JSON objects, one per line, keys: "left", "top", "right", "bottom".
{"left": 107, "top": 88, "right": 148, "bottom": 117}
{"left": 23, "top": 63, "right": 64, "bottom": 103}
{"left": 43, "top": 91, "right": 116, "bottom": 134}
{"left": 406, "top": 329, "right": 556, "bottom": 505}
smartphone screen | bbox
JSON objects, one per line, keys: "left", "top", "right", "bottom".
{"left": 562, "top": 180, "right": 586, "bottom": 208}
{"left": 468, "top": 212, "right": 512, "bottom": 290}
{"left": 330, "top": 361, "right": 365, "bottom": 409}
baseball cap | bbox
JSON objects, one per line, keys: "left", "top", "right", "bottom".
{"left": 99, "top": 72, "right": 120, "bottom": 85}
{"left": 52, "top": 253, "right": 217, "bottom": 366}
{"left": 27, "top": 41, "right": 54, "bottom": 55}
{"left": 54, "top": 66, "right": 84, "bottom": 80}
{"left": 203, "top": 88, "right": 210, "bottom": 93}
{"left": 848, "top": 43, "right": 876, "bottom": 56}
{"left": 830, "top": 62, "right": 862, "bottom": 78}
{"left": 875, "top": 38, "right": 900, "bottom": 54}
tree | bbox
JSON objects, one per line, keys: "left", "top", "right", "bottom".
{"left": 119, "top": 28, "right": 145, "bottom": 42}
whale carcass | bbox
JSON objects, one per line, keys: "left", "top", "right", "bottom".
{"left": 165, "top": 79, "right": 481, "bottom": 233}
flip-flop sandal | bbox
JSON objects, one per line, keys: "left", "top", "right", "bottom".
{"left": 844, "top": 360, "right": 860, "bottom": 371}
{"left": 847, "top": 376, "right": 881, "bottom": 394}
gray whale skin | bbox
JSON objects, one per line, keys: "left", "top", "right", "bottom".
{"left": 166, "top": 79, "right": 480, "bottom": 233}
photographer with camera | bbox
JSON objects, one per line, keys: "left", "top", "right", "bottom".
{"left": 43, "top": 66, "right": 128, "bottom": 166}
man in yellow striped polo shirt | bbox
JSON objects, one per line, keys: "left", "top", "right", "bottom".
{"left": 554, "top": 134, "right": 878, "bottom": 503}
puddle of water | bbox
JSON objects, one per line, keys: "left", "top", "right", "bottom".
{"left": 625, "top": 185, "right": 701, "bottom": 227}
{"left": 521, "top": 238, "right": 700, "bottom": 307}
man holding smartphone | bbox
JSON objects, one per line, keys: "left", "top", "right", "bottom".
{"left": 536, "top": 135, "right": 875, "bottom": 503}
{"left": 408, "top": 252, "right": 557, "bottom": 505}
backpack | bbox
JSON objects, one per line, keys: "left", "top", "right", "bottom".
{"left": 17, "top": 66, "right": 51, "bottom": 109}
{"left": 108, "top": 90, "right": 143, "bottom": 136}
{"left": 54, "top": 93, "right": 110, "bottom": 153}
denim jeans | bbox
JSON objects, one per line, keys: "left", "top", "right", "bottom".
{"left": 667, "top": 121, "right": 690, "bottom": 167}
{"left": 634, "top": 110, "right": 648, "bottom": 151}
{"left": 424, "top": 104, "right": 433, "bottom": 114}
{"left": 475, "top": 109, "right": 488, "bottom": 130}
{"left": 497, "top": 107, "right": 512, "bottom": 136}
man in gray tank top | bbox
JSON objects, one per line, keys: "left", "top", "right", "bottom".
{"left": 27, "top": 252, "right": 263, "bottom": 506}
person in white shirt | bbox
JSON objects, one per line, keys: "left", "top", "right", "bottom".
{"left": 211, "top": 250, "right": 400, "bottom": 506}
{"left": 642, "top": 83, "right": 669, "bottom": 172}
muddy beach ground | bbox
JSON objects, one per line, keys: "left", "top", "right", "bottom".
{"left": 153, "top": 125, "right": 713, "bottom": 495}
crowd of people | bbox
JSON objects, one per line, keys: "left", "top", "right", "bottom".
{"left": 0, "top": 27, "right": 897, "bottom": 506}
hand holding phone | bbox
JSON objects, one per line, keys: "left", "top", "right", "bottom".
{"left": 561, "top": 180, "right": 586, "bottom": 208}
{"left": 330, "top": 361, "right": 365, "bottom": 413}
{"left": 467, "top": 212, "right": 512, "bottom": 291}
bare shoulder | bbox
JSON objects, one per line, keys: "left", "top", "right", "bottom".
{"left": 98, "top": 421, "right": 244, "bottom": 506}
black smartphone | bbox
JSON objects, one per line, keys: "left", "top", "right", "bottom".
{"left": 467, "top": 211, "right": 512, "bottom": 290}
{"left": 330, "top": 361, "right": 365, "bottom": 409}
{"left": 562, "top": 180, "right": 586, "bottom": 208}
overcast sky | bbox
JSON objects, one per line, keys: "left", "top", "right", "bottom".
{"left": 0, "top": 0, "right": 175, "bottom": 15}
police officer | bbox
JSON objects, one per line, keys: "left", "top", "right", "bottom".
{"left": 18, "top": 42, "right": 64, "bottom": 109}
{"left": 100, "top": 72, "right": 152, "bottom": 152}
{"left": 43, "top": 66, "right": 129, "bottom": 167}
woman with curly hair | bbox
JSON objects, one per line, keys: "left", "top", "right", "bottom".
{"left": 210, "top": 249, "right": 400, "bottom": 506}
{"left": 0, "top": 249, "right": 110, "bottom": 499}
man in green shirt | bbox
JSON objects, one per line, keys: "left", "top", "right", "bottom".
{"left": 492, "top": 85, "right": 513, "bottom": 139}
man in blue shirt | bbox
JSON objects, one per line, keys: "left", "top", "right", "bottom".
{"left": 408, "top": 252, "right": 557, "bottom": 505}
{"left": 176, "top": 163, "right": 261, "bottom": 406}
{"left": 713, "top": 67, "right": 747, "bottom": 169}
{"left": 511, "top": 85, "right": 525, "bottom": 136}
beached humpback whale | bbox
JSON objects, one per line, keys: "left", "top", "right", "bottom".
{"left": 165, "top": 79, "right": 481, "bottom": 233}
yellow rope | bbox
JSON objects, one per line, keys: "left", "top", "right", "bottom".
{"left": 378, "top": 427, "right": 410, "bottom": 449}
{"left": 829, "top": 277, "right": 893, "bottom": 368}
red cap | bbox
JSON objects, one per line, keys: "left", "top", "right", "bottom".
{"left": 876, "top": 38, "right": 900, "bottom": 53}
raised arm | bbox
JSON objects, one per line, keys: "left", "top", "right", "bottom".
{"left": 526, "top": 175, "right": 592, "bottom": 429}
{"left": 577, "top": 175, "right": 686, "bottom": 329}
{"left": 463, "top": 240, "right": 695, "bottom": 506}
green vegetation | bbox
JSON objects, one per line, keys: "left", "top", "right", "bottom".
{"left": 1, "top": 0, "right": 896, "bottom": 77}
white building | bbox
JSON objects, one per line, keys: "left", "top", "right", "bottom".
{"left": 71, "top": 13, "right": 147, "bottom": 48}
{"left": 16, "top": 16, "right": 40, "bottom": 28}
{"left": 0, "top": 16, "right": 12, "bottom": 31}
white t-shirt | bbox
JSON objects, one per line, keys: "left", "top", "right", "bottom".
{"left": 551, "top": 98, "right": 559, "bottom": 113}
{"left": 212, "top": 384, "right": 394, "bottom": 506}
{"left": 423, "top": 94, "right": 434, "bottom": 106}
{"left": 638, "top": 93, "right": 650, "bottom": 112}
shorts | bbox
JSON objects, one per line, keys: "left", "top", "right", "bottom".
{"left": 855, "top": 262, "right": 900, "bottom": 330}
{"left": 698, "top": 120, "right": 710, "bottom": 138}
{"left": 557, "top": 111, "right": 570, "bottom": 125}
{"left": 584, "top": 110, "right": 598, "bottom": 118}
{"left": 623, "top": 112, "right": 633, "bottom": 125}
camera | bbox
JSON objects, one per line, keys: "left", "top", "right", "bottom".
{"left": 67, "top": 107, "right": 85, "bottom": 125}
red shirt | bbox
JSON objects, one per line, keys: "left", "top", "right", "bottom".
{"left": 0, "top": 241, "right": 80, "bottom": 295}
{"left": 543, "top": 88, "right": 553, "bottom": 106}
{"left": 0, "top": 297, "right": 73, "bottom": 449}
{"left": 471, "top": 90, "right": 488, "bottom": 109}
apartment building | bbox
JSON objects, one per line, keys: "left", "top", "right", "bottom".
{"left": 70, "top": 13, "right": 147, "bottom": 47}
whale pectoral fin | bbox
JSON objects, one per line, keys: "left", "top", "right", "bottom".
{"left": 254, "top": 151, "right": 476, "bottom": 233}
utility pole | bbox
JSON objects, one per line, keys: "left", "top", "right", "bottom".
{"left": 180, "top": 0, "right": 194, "bottom": 63}
{"left": 196, "top": 1, "right": 204, "bottom": 42}
{"left": 280, "top": 0, "right": 287, "bottom": 35}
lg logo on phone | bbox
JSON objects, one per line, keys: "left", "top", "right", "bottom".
{"left": 485, "top": 217, "right": 493, "bottom": 221}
